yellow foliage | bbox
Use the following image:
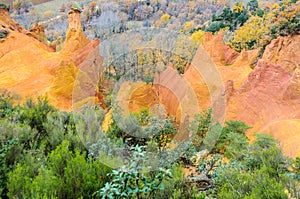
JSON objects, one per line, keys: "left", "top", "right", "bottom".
{"left": 189, "top": 1, "right": 195, "bottom": 8}
{"left": 89, "top": 1, "right": 97, "bottom": 7}
{"left": 272, "top": 3, "right": 280, "bottom": 10}
{"left": 89, "top": 1, "right": 97, "bottom": 12}
{"left": 266, "top": 0, "right": 300, "bottom": 33}
{"left": 283, "top": 0, "right": 292, "bottom": 5}
{"left": 221, "top": 26, "right": 230, "bottom": 32}
{"left": 184, "top": 20, "right": 194, "bottom": 32}
{"left": 231, "top": 15, "right": 269, "bottom": 51}
{"left": 12, "top": 0, "right": 21, "bottom": 10}
{"left": 160, "top": 13, "right": 170, "bottom": 22}
{"left": 43, "top": 10, "right": 54, "bottom": 19}
{"left": 102, "top": 110, "right": 112, "bottom": 132}
{"left": 191, "top": 30, "right": 205, "bottom": 44}
{"left": 233, "top": 2, "right": 243, "bottom": 13}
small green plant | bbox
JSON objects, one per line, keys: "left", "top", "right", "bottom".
{"left": 107, "top": 107, "right": 177, "bottom": 150}
{"left": 0, "top": 90, "right": 15, "bottom": 118}
{"left": 292, "top": 157, "right": 300, "bottom": 179}
{"left": 18, "top": 97, "right": 56, "bottom": 144}
{"left": 213, "top": 121, "right": 250, "bottom": 157}
{"left": 97, "top": 145, "right": 172, "bottom": 199}
{"left": 0, "top": 137, "right": 19, "bottom": 197}
{"left": 188, "top": 109, "right": 213, "bottom": 151}
{"left": 0, "top": 29, "right": 9, "bottom": 39}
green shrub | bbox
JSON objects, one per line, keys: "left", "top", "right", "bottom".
{"left": 209, "top": 134, "right": 292, "bottom": 199}
{"left": 0, "top": 90, "right": 15, "bottom": 118}
{"left": 8, "top": 140, "right": 111, "bottom": 199}
{"left": 152, "top": 164, "right": 207, "bottom": 199}
{"left": 107, "top": 107, "right": 177, "bottom": 151}
{"left": 0, "top": 137, "right": 19, "bottom": 197}
{"left": 0, "top": 119, "right": 37, "bottom": 198}
{"left": 216, "top": 165, "right": 289, "bottom": 199}
{"left": 17, "top": 97, "right": 56, "bottom": 144}
{"left": 213, "top": 121, "right": 250, "bottom": 157}
{"left": 97, "top": 145, "right": 172, "bottom": 199}
{"left": 204, "top": 21, "right": 222, "bottom": 33}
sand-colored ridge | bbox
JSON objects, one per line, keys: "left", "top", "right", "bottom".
{"left": 0, "top": 7, "right": 104, "bottom": 110}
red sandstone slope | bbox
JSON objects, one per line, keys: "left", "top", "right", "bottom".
{"left": 0, "top": 7, "right": 103, "bottom": 110}
{"left": 226, "top": 34, "right": 300, "bottom": 157}
{"left": 188, "top": 33, "right": 300, "bottom": 157}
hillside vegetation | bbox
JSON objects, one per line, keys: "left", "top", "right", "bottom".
{"left": 0, "top": 0, "right": 299, "bottom": 198}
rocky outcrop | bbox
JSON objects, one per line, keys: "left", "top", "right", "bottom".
{"left": 202, "top": 31, "right": 239, "bottom": 66}
{"left": 262, "top": 34, "right": 300, "bottom": 73}
{"left": 27, "top": 23, "right": 48, "bottom": 44}
{"left": 51, "top": 8, "right": 104, "bottom": 110}
{"left": 60, "top": 8, "right": 90, "bottom": 54}
{"left": 199, "top": 33, "right": 300, "bottom": 157}
{"left": 0, "top": 6, "right": 104, "bottom": 110}
{"left": 226, "top": 34, "right": 300, "bottom": 157}
{"left": 116, "top": 32, "right": 300, "bottom": 157}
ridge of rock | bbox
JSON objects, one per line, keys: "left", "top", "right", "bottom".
{"left": 0, "top": 7, "right": 104, "bottom": 110}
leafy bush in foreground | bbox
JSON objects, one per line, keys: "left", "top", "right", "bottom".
{"left": 8, "top": 140, "right": 111, "bottom": 199}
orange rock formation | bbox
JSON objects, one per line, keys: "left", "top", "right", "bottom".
{"left": 0, "top": 7, "right": 104, "bottom": 110}
{"left": 226, "top": 34, "right": 300, "bottom": 157}
{"left": 1, "top": 6, "right": 299, "bottom": 157}
{"left": 120, "top": 32, "right": 300, "bottom": 157}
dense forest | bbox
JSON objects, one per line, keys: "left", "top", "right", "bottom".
{"left": 0, "top": 0, "right": 300, "bottom": 198}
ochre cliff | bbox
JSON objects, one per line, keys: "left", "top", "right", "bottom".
{"left": 194, "top": 32, "right": 300, "bottom": 157}
{"left": 120, "top": 32, "right": 300, "bottom": 157}
{"left": 0, "top": 7, "right": 104, "bottom": 110}
{"left": 226, "top": 34, "right": 300, "bottom": 157}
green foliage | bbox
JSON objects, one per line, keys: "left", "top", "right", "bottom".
{"left": 292, "top": 157, "right": 300, "bottom": 178}
{"left": 247, "top": 0, "right": 259, "bottom": 12}
{"left": 97, "top": 145, "right": 172, "bottom": 199}
{"left": 0, "top": 119, "right": 37, "bottom": 197}
{"left": 198, "top": 154, "right": 223, "bottom": 178}
{"left": 42, "top": 110, "right": 81, "bottom": 154}
{"left": 8, "top": 140, "right": 111, "bottom": 199}
{"left": 107, "top": 107, "right": 177, "bottom": 151}
{"left": 230, "top": 0, "right": 299, "bottom": 51}
{"left": 244, "top": 134, "right": 290, "bottom": 178}
{"left": 268, "top": 0, "right": 300, "bottom": 37}
{"left": 223, "top": 132, "right": 249, "bottom": 159}
{"left": 195, "top": 109, "right": 213, "bottom": 139}
{"left": 0, "top": 90, "right": 15, "bottom": 118}
{"left": 190, "top": 109, "right": 212, "bottom": 150}
{"left": 210, "top": 134, "right": 292, "bottom": 199}
{"left": 204, "top": 21, "right": 222, "bottom": 33}
{"left": 145, "top": 116, "right": 177, "bottom": 151}
{"left": 217, "top": 166, "right": 288, "bottom": 199}
{"left": 214, "top": 121, "right": 250, "bottom": 158}
{"left": 0, "top": 95, "right": 297, "bottom": 199}
{"left": 17, "top": 97, "right": 56, "bottom": 145}
{"left": 0, "top": 3, "right": 9, "bottom": 10}
{"left": 7, "top": 153, "right": 46, "bottom": 199}
{"left": 204, "top": 2, "right": 250, "bottom": 33}
{"left": 0, "top": 137, "right": 18, "bottom": 197}
{"left": 0, "top": 96, "right": 113, "bottom": 198}
{"left": 152, "top": 165, "right": 206, "bottom": 199}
